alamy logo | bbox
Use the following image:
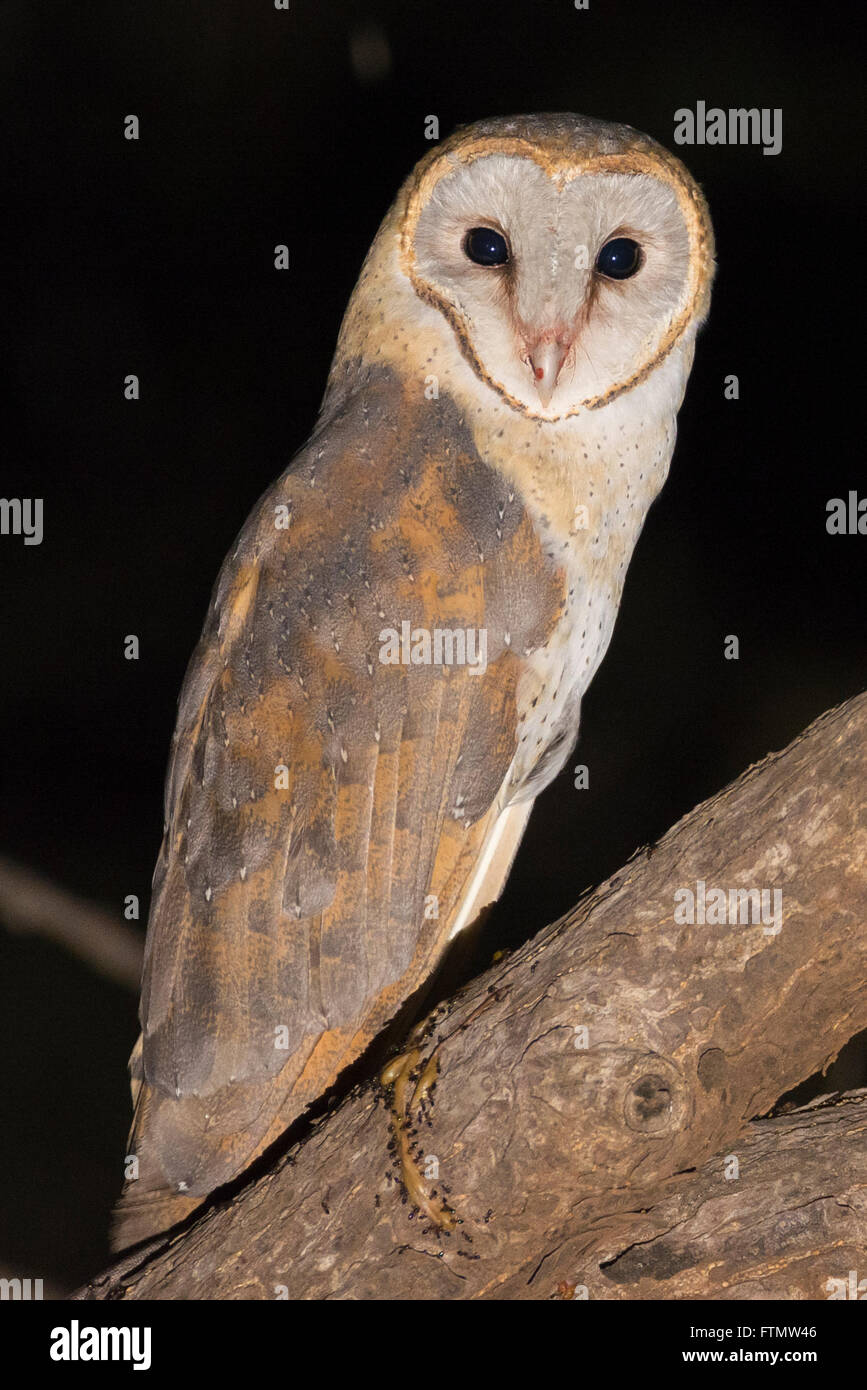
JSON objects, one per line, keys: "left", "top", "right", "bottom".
{"left": 0, "top": 497, "right": 43, "bottom": 545}
{"left": 674, "top": 879, "right": 782, "bottom": 935}
{"left": 50, "top": 1320, "right": 152, "bottom": 1370}
{"left": 674, "top": 103, "right": 782, "bottom": 156}
{"left": 379, "top": 621, "right": 487, "bottom": 676}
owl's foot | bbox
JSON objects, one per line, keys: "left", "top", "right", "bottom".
{"left": 380, "top": 1037, "right": 457, "bottom": 1233}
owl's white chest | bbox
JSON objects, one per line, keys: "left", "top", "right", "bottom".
{"left": 480, "top": 358, "right": 688, "bottom": 804}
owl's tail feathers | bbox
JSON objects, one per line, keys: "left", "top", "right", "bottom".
{"left": 110, "top": 1046, "right": 204, "bottom": 1252}
{"left": 110, "top": 1186, "right": 202, "bottom": 1253}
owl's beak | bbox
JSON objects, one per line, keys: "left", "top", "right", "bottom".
{"left": 527, "top": 338, "right": 570, "bottom": 408}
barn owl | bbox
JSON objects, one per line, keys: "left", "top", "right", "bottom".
{"left": 113, "top": 114, "right": 714, "bottom": 1249}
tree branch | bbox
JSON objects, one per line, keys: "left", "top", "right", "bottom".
{"left": 77, "top": 692, "right": 867, "bottom": 1299}
{"left": 0, "top": 856, "right": 143, "bottom": 991}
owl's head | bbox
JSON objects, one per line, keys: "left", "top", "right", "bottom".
{"left": 388, "top": 114, "right": 714, "bottom": 421}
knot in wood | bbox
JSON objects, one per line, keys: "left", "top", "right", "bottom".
{"left": 624, "top": 1071, "right": 675, "bottom": 1133}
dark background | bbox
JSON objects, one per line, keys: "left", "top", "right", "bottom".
{"left": 1, "top": 0, "right": 863, "bottom": 1291}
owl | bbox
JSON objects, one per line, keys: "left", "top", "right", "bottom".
{"left": 113, "top": 114, "right": 714, "bottom": 1249}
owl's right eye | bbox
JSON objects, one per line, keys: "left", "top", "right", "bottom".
{"left": 463, "top": 227, "right": 510, "bottom": 266}
{"left": 595, "top": 237, "right": 642, "bottom": 280}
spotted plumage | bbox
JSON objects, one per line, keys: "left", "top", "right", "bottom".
{"left": 113, "top": 113, "right": 713, "bottom": 1248}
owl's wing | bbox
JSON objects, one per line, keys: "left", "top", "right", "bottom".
{"left": 113, "top": 374, "right": 564, "bottom": 1247}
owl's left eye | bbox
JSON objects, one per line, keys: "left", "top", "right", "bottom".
{"left": 464, "top": 227, "right": 510, "bottom": 266}
{"left": 595, "top": 237, "right": 642, "bottom": 280}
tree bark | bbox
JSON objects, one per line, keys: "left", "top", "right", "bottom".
{"left": 76, "top": 692, "right": 867, "bottom": 1300}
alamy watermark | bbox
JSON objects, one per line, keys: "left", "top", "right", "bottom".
{"left": 379, "top": 621, "right": 487, "bottom": 676}
{"left": 825, "top": 1270, "right": 866, "bottom": 1299}
{"left": 0, "top": 497, "right": 43, "bottom": 545}
{"left": 0, "top": 1276, "right": 43, "bottom": 1299}
{"left": 674, "top": 879, "right": 783, "bottom": 935}
{"left": 674, "top": 103, "right": 782, "bottom": 156}
{"left": 826, "top": 491, "right": 866, "bottom": 535}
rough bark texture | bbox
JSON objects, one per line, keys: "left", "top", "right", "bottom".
{"left": 583, "top": 1089, "right": 867, "bottom": 1301}
{"left": 77, "top": 692, "right": 867, "bottom": 1300}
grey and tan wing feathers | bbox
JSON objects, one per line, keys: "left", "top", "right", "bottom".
{"left": 113, "top": 374, "right": 564, "bottom": 1247}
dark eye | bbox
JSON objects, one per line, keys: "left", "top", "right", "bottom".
{"left": 464, "top": 226, "right": 510, "bottom": 266}
{"left": 595, "top": 237, "right": 642, "bottom": 280}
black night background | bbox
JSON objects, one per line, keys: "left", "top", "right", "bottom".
{"left": 1, "top": 0, "right": 864, "bottom": 1292}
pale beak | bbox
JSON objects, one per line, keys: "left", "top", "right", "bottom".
{"left": 527, "top": 338, "right": 570, "bottom": 407}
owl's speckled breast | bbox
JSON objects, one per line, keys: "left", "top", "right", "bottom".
{"left": 466, "top": 339, "right": 693, "bottom": 804}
